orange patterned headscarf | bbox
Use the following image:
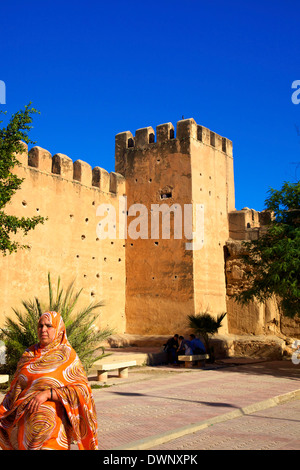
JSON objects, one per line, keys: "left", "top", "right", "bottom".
{"left": 0, "top": 311, "right": 98, "bottom": 450}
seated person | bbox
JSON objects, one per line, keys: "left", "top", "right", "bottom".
{"left": 176, "top": 336, "right": 193, "bottom": 361}
{"left": 164, "top": 334, "right": 179, "bottom": 364}
{"left": 189, "top": 334, "right": 206, "bottom": 354}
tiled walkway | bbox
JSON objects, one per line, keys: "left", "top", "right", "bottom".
{"left": 90, "top": 360, "right": 300, "bottom": 450}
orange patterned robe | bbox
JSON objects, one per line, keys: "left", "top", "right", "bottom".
{"left": 0, "top": 311, "right": 98, "bottom": 450}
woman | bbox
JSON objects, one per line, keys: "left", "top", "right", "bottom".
{"left": 0, "top": 311, "right": 98, "bottom": 450}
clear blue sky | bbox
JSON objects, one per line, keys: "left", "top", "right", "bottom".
{"left": 1, "top": 0, "right": 299, "bottom": 211}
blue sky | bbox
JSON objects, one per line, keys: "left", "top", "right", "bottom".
{"left": 1, "top": 0, "right": 299, "bottom": 211}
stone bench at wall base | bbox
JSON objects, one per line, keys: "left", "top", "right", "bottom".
{"left": 0, "top": 374, "right": 9, "bottom": 384}
{"left": 178, "top": 354, "right": 209, "bottom": 368}
{"left": 93, "top": 360, "right": 137, "bottom": 382}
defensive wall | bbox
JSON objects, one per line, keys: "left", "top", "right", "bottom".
{"left": 0, "top": 144, "right": 126, "bottom": 333}
{"left": 0, "top": 117, "right": 298, "bottom": 341}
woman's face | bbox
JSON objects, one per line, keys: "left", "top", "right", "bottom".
{"left": 38, "top": 316, "right": 56, "bottom": 347}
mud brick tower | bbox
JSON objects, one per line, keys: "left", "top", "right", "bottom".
{"left": 115, "top": 118, "right": 235, "bottom": 334}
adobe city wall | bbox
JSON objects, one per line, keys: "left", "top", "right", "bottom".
{"left": 0, "top": 144, "right": 126, "bottom": 333}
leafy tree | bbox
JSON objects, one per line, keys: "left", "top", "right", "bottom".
{"left": 234, "top": 181, "right": 300, "bottom": 318}
{"left": 187, "top": 311, "right": 227, "bottom": 359}
{"left": 0, "top": 273, "right": 113, "bottom": 376}
{"left": 0, "top": 103, "right": 46, "bottom": 255}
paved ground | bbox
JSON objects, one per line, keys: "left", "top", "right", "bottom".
{"left": 88, "top": 358, "right": 300, "bottom": 451}
{"left": 1, "top": 357, "right": 300, "bottom": 452}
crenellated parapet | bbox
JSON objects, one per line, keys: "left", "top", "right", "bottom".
{"left": 16, "top": 144, "right": 125, "bottom": 195}
{"left": 228, "top": 208, "right": 273, "bottom": 241}
{"left": 115, "top": 118, "right": 233, "bottom": 173}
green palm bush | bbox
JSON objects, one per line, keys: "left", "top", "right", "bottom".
{"left": 187, "top": 311, "right": 227, "bottom": 360}
{"left": 0, "top": 273, "right": 113, "bottom": 376}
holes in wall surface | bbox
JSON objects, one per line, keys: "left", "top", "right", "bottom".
{"left": 85, "top": 218, "right": 89, "bottom": 223}
{"left": 36, "top": 208, "right": 40, "bottom": 213}
{"left": 91, "top": 291, "right": 96, "bottom": 297}
{"left": 149, "top": 178, "right": 152, "bottom": 183}
{"left": 76, "top": 254, "right": 80, "bottom": 258}
{"left": 92, "top": 201, "right": 95, "bottom": 206}
{"left": 156, "top": 158, "right": 161, "bottom": 164}
{"left": 81, "top": 235, "right": 86, "bottom": 240}
{"left": 118, "top": 258, "right": 122, "bottom": 262}
{"left": 70, "top": 214, "right": 74, "bottom": 218}
{"left": 96, "top": 237, "right": 99, "bottom": 242}
{"left": 209, "top": 191, "right": 211, "bottom": 196}
{"left": 22, "top": 201, "right": 27, "bottom": 207}
{"left": 96, "top": 273, "right": 100, "bottom": 278}
{"left": 104, "top": 257, "right": 107, "bottom": 261}
{"left": 154, "top": 241, "right": 159, "bottom": 246}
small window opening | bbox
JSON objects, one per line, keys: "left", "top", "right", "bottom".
{"left": 160, "top": 191, "right": 172, "bottom": 199}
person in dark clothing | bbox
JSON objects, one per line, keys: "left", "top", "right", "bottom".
{"left": 164, "top": 334, "right": 179, "bottom": 364}
{"left": 189, "top": 334, "right": 206, "bottom": 354}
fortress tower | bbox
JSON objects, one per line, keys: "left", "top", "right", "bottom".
{"left": 115, "top": 118, "right": 235, "bottom": 334}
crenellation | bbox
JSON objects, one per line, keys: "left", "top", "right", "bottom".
{"left": 156, "top": 122, "right": 174, "bottom": 143}
{"left": 176, "top": 118, "right": 197, "bottom": 141}
{"left": 115, "top": 131, "right": 134, "bottom": 156}
{"left": 196, "top": 125, "right": 210, "bottom": 145}
{"left": 114, "top": 119, "right": 232, "bottom": 161}
{"left": 28, "top": 146, "right": 52, "bottom": 173}
{"left": 21, "top": 146, "right": 124, "bottom": 194}
{"left": 15, "top": 141, "right": 28, "bottom": 166}
{"left": 109, "top": 172, "right": 125, "bottom": 194}
{"left": 135, "top": 126, "right": 155, "bottom": 148}
{"left": 73, "top": 159, "right": 92, "bottom": 186}
{"left": 92, "top": 166, "right": 110, "bottom": 192}
{"left": 225, "top": 138, "right": 233, "bottom": 157}
{"left": 214, "top": 133, "right": 223, "bottom": 152}
{"left": 52, "top": 153, "right": 73, "bottom": 180}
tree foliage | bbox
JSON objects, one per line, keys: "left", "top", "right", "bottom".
{"left": 0, "top": 104, "right": 46, "bottom": 255}
{"left": 234, "top": 181, "right": 300, "bottom": 318}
